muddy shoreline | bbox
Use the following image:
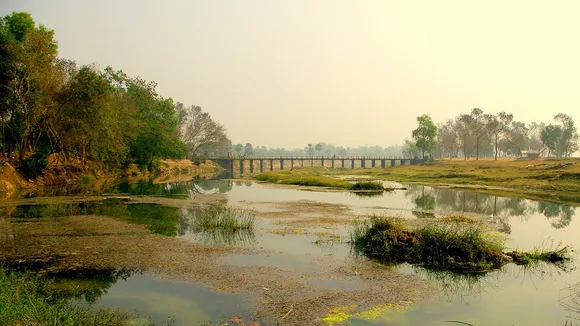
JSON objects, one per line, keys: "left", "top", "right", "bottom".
{"left": 0, "top": 193, "right": 431, "bottom": 325}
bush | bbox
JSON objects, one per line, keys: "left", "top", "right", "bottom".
{"left": 19, "top": 152, "right": 49, "bottom": 179}
{"left": 351, "top": 216, "right": 570, "bottom": 272}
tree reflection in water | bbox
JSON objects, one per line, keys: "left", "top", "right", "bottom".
{"left": 404, "top": 185, "right": 576, "bottom": 230}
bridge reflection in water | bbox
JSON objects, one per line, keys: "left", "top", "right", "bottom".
{"left": 207, "top": 156, "right": 425, "bottom": 178}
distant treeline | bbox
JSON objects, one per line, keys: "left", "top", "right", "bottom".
{"left": 0, "top": 12, "right": 226, "bottom": 177}
{"left": 226, "top": 142, "right": 403, "bottom": 157}
{"left": 404, "top": 108, "right": 579, "bottom": 160}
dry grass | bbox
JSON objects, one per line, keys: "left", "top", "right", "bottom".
{"left": 328, "top": 158, "right": 580, "bottom": 205}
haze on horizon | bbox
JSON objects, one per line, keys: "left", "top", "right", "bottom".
{"left": 2, "top": 0, "right": 579, "bottom": 149}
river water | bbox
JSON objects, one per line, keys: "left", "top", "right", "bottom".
{"left": 1, "top": 179, "right": 579, "bottom": 325}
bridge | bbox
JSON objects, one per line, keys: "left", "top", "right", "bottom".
{"left": 207, "top": 156, "right": 425, "bottom": 178}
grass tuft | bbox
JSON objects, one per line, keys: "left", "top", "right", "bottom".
{"left": 189, "top": 204, "right": 256, "bottom": 232}
{"left": 256, "top": 169, "right": 353, "bottom": 189}
{"left": 351, "top": 216, "right": 571, "bottom": 272}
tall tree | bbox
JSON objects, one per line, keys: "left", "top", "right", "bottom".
{"left": 541, "top": 124, "right": 563, "bottom": 157}
{"left": 469, "top": 108, "right": 486, "bottom": 160}
{"left": 1, "top": 13, "right": 59, "bottom": 160}
{"left": 175, "top": 103, "right": 225, "bottom": 160}
{"left": 456, "top": 114, "right": 474, "bottom": 160}
{"left": 436, "top": 119, "right": 458, "bottom": 159}
{"left": 554, "top": 113, "right": 578, "bottom": 158}
{"left": 244, "top": 143, "right": 254, "bottom": 156}
{"left": 485, "top": 111, "right": 513, "bottom": 160}
{"left": 411, "top": 114, "right": 437, "bottom": 159}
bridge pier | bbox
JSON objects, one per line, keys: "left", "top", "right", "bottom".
{"left": 212, "top": 156, "right": 424, "bottom": 178}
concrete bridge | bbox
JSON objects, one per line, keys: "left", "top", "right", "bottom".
{"left": 207, "top": 156, "right": 425, "bottom": 177}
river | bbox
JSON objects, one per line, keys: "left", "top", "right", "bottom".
{"left": 1, "top": 178, "right": 578, "bottom": 325}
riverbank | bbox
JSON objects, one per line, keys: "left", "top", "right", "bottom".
{"left": 254, "top": 158, "right": 580, "bottom": 206}
{"left": 0, "top": 268, "right": 137, "bottom": 325}
{"left": 0, "top": 159, "right": 222, "bottom": 199}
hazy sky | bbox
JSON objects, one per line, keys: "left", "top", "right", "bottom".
{"left": 2, "top": 1, "right": 579, "bottom": 148}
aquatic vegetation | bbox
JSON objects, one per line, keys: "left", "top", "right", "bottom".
{"left": 320, "top": 302, "right": 411, "bottom": 325}
{"left": 351, "top": 216, "right": 571, "bottom": 272}
{"left": 0, "top": 268, "right": 135, "bottom": 325}
{"left": 350, "top": 181, "right": 385, "bottom": 191}
{"left": 188, "top": 204, "right": 256, "bottom": 232}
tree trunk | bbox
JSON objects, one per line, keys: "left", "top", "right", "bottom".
{"left": 476, "top": 137, "right": 480, "bottom": 160}
{"left": 494, "top": 134, "right": 499, "bottom": 161}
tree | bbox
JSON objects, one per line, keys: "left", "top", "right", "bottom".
{"left": 411, "top": 114, "right": 437, "bottom": 159}
{"left": 176, "top": 103, "right": 226, "bottom": 160}
{"left": 307, "top": 144, "right": 314, "bottom": 157}
{"left": 244, "top": 143, "right": 254, "bottom": 156}
{"left": 485, "top": 111, "right": 513, "bottom": 160}
{"left": 315, "top": 143, "right": 323, "bottom": 156}
{"left": 541, "top": 124, "right": 563, "bottom": 157}
{"left": 456, "top": 114, "right": 474, "bottom": 160}
{"left": 437, "top": 119, "right": 458, "bottom": 159}
{"left": 402, "top": 139, "right": 420, "bottom": 158}
{"left": 1, "top": 13, "right": 59, "bottom": 160}
{"left": 469, "top": 108, "right": 487, "bottom": 160}
{"left": 502, "top": 121, "right": 528, "bottom": 156}
{"left": 554, "top": 113, "right": 578, "bottom": 158}
{"left": 233, "top": 144, "right": 244, "bottom": 156}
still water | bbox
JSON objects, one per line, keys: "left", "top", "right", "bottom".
{"left": 2, "top": 179, "right": 579, "bottom": 325}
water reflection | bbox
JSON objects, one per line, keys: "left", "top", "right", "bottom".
{"left": 179, "top": 207, "right": 257, "bottom": 246}
{"left": 114, "top": 178, "right": 233, "bottom": 198}
{"left": 44, "top": 268, "right": 139, "bottom": 303}
{"left": 1, "top": 199, "right": 255, "bottom": 246}
{"left": 405, "top": 185, "right": 576, "bottom": 229}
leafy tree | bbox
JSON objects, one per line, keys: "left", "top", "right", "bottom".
{"left": 554, "top": 113, "right": 578, "bottom": 158}
{"left": 175, "top": 103, "right": 226, "bottom": 159}
{"left": 437, "top": 119, "right": 458, "bottom": 159}
{"left": 402, "top": 139, "right": 420, "bottom": 158}
{"left": 233, "top": 144, "right": 244, "bottom": 156}
{"left": 1, "top": 12, "right": 59, "bottom": 160}
{"left": 411, "top": 114, "right": 437, "bottom": 159}
{"left": 315, "top": 143, "right": 323, "bottom": 156}
{"left": 485, "top": 111, "right": 513, "bottom": 160}
{"left": 307, "top": 144, "right": 314, "bottom": 157}
{"left": 469, "top": 108, "right": 486, "bottom": 160}
{"left": 244, "top": 143, "right": 254, "bottom": 156}
{"left": 541, "top": 124, "right": 563, "bottom": 157}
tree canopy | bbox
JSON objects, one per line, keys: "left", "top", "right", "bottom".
{"left": 411, "top": 114, "right": 437, "bottom": 159}
{"left": 0, "top": 12, "right": 226, "bottom": 173}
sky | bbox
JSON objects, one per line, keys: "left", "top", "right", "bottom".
{"left": 2, "top": 0, "right": 579, "bottom": 148}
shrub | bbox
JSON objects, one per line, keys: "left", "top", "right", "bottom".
{"left": 19, "top": 152, "right": 49, "bottom": 179}
{"left": 351, "top": 216, "right": 570, "bottom": 272}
